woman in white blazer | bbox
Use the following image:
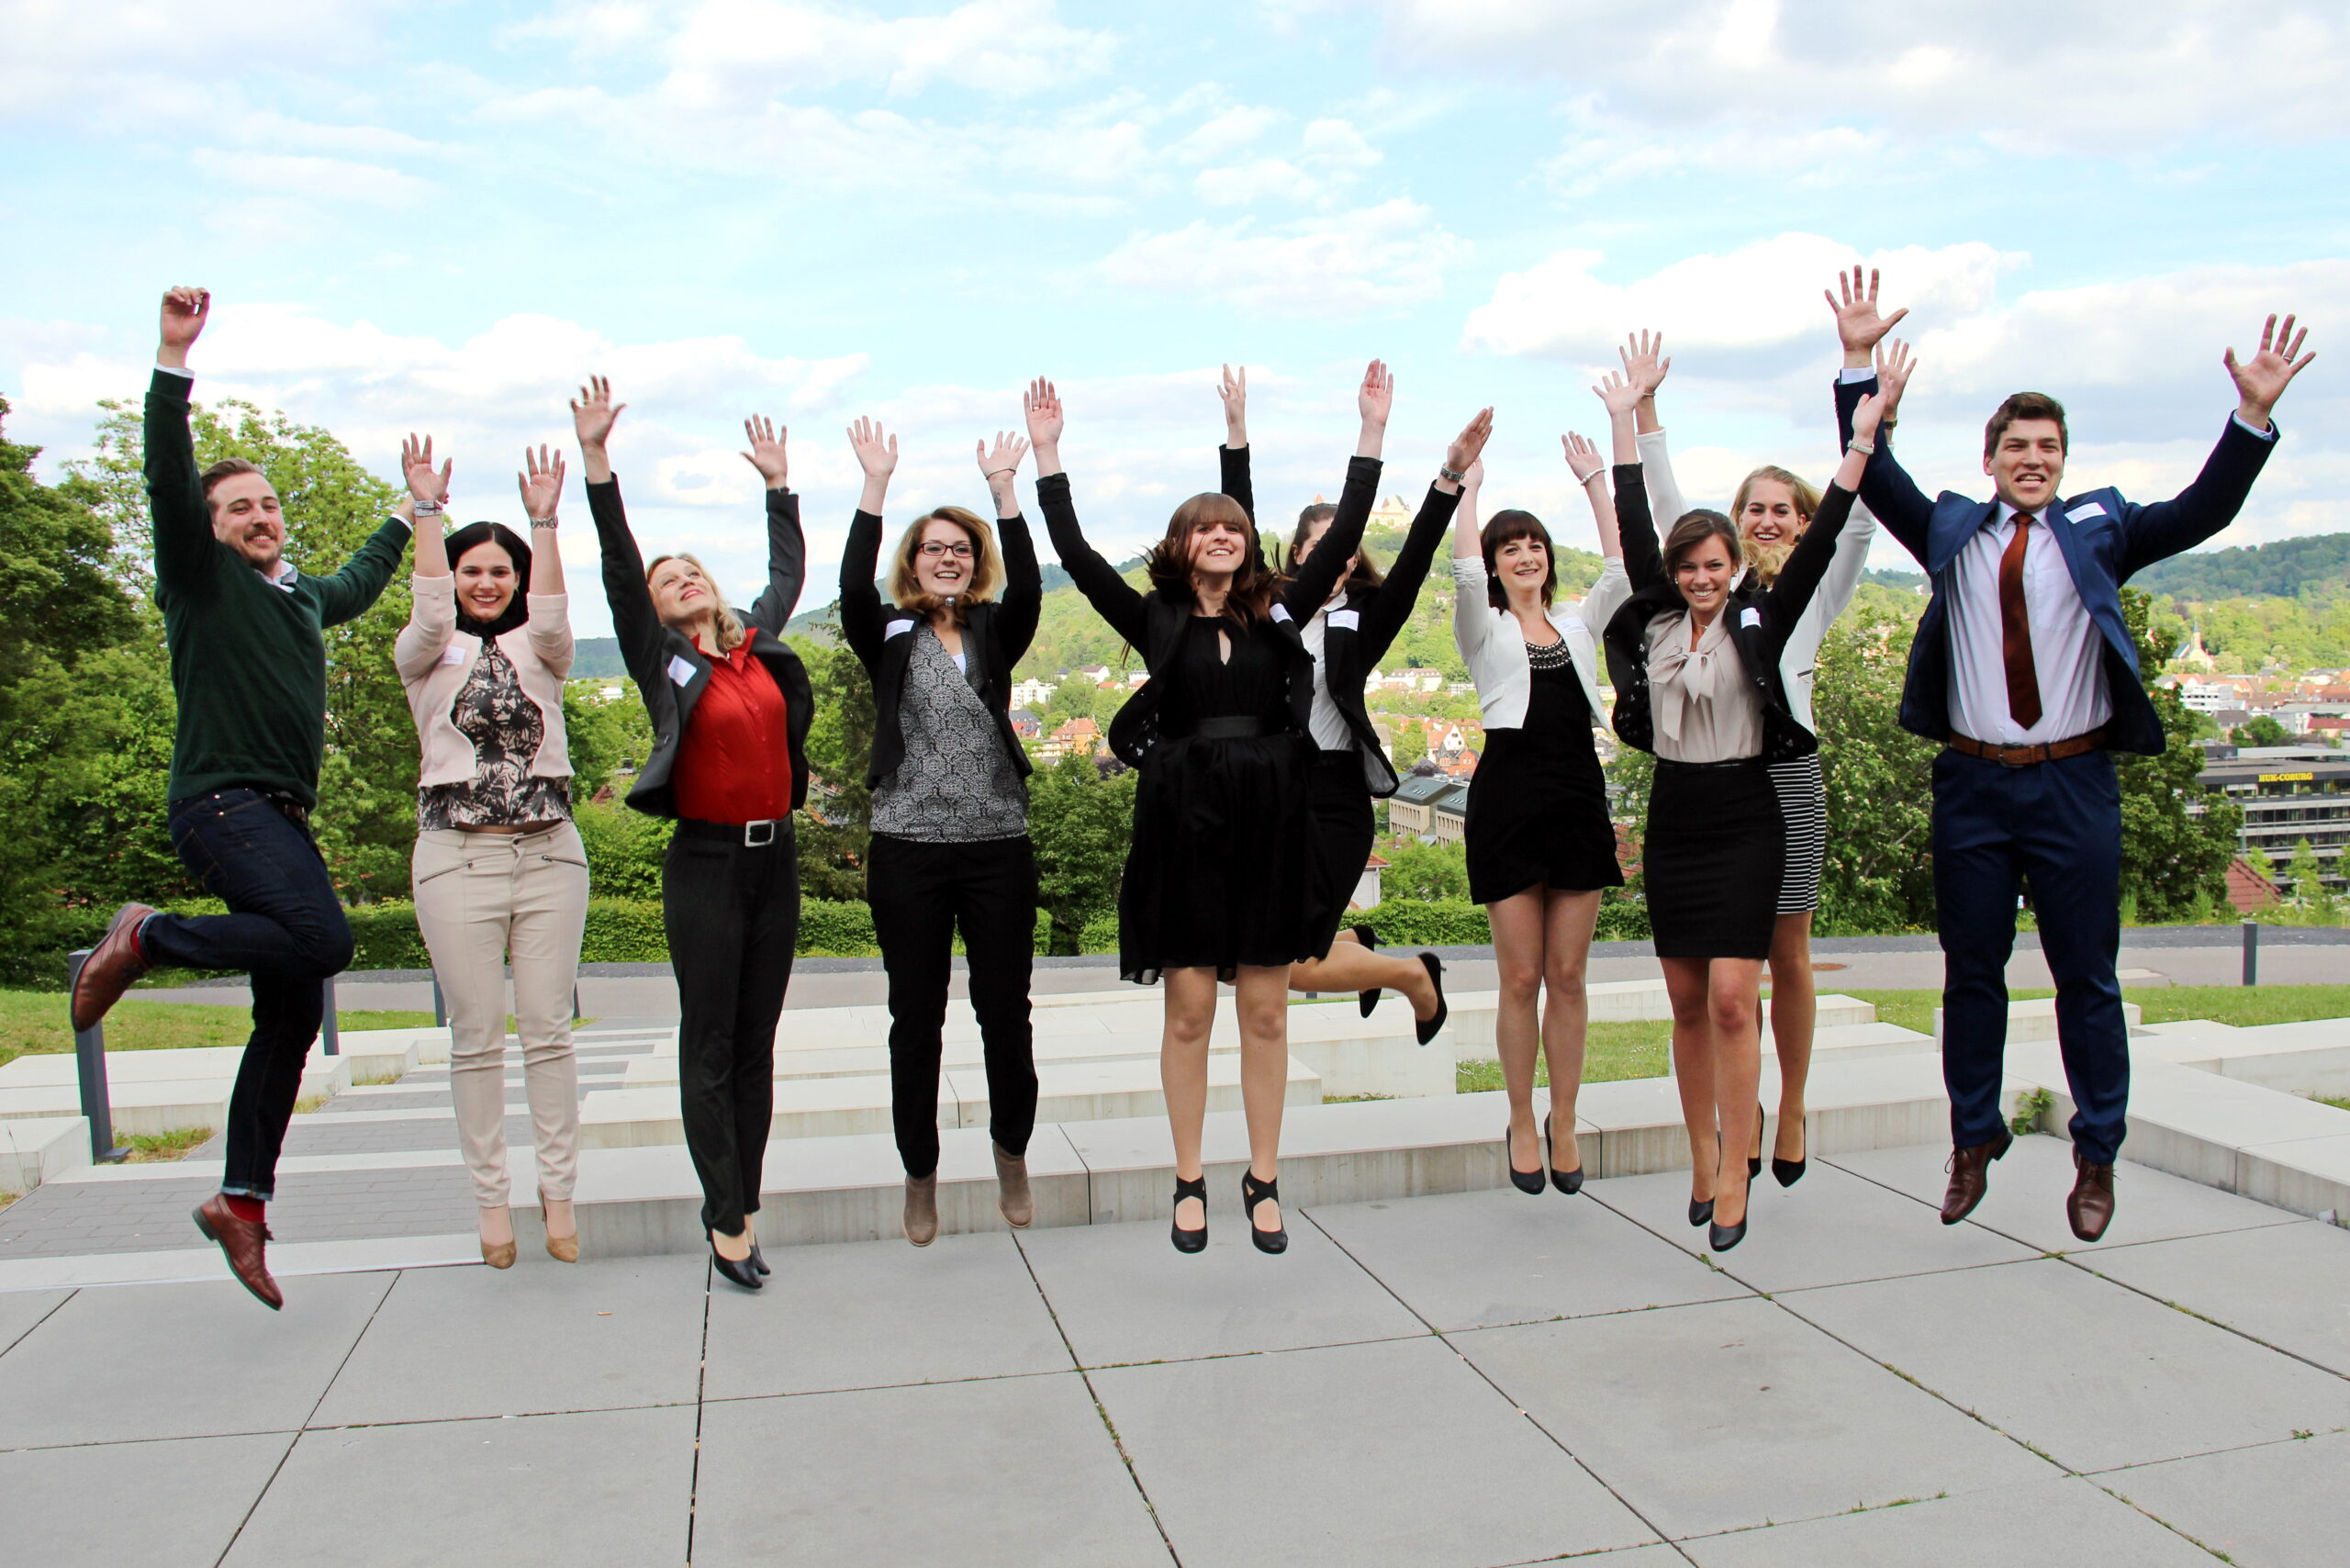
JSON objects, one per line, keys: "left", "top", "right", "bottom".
{"left": 1449, "top": 406, "right": 1632, "bottom": 1198}
{"left": 1621, "top": 322, "right": 1904, "bottom": 1188}
{"left": 394, "top": 437, "right": 588, "bottom": 1270}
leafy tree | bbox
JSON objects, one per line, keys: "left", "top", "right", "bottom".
{"left": 1045, "top": 676, "right": 1101, "bottom": 723}
{"left": 562, "top": 678, "right": 655, "bottom": 802}
{"left": 791, "top": 631, "right": 875, "bottom": 902}
{"left": 1392, "top": 722, "right": 1427, "bottom": 766}
{"left": 571, "top": 799, "right": 672, "bottom": 902}
{"left": 1378, "top": 836, "right": 1469, "bottom": 902}
{"left": 2286, "top": 836, "right": 2339, "bottom": 918}
{"left": 1811, "top": 603, "right": 1939, "bottom": 933}
{"left": 2229, "top": 714, "right": 2292, "bottom": 747}
{"left": 1029, "top": 753, "right": 1136, "bottom": 955}
{"left": 2116, "top": 588, "right": 2241, "bottom": 922}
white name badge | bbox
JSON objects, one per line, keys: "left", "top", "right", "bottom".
{"left": 2067, "top": 500, "right": 2109, "bottom": 522}
{"left": 1270, "top": 603, "right": 1293, "bottom": 623}
{"left": 668, "top": 654, "right": 698, "bottom": 689}
{"left": 1326, "top": 608, "right": 1361, "bottom": 631}
{"left": 439, "top": 644, "right": 467, "bottom": 666}
{"left": 1740, "top": 607, "right": 1762, "bottom": 629}
{"left": 884, "top": 618, "right": 916, "bottom": 640}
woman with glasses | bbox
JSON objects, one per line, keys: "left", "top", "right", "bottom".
{"left": 838, "top": 419, "right": 1045, "bottom": 1247}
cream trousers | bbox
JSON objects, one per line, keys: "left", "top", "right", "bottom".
{"left": 412, "top": 823, "right": 589, "bottom": 1206}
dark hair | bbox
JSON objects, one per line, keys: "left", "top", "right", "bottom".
{"left": 1662, "top": 509, "right": 1741, "bottom": 574}
{"left": 442, "top": 521, "right": 534, "bottom": 637}
{"left": 1284, "top": 501, "right": 1383, "bottom": 591}
{"left": 1145, "top": 492, "right": 1276, "bottom": 627}
{"left": 1480, "top": 509, "right": 1554, "bottom": 609}
{"left": 199, "top": 457, "right": 267, "bottom": 510}
{"left": 1984, "top": 391, "right": 2068, "bottom": 459}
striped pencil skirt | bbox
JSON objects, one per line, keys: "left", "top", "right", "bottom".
{"left": 1767, "top": 753, "right": 1826, "bottom": 917}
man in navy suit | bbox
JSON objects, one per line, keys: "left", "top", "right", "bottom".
{"left": 1830, "top": 268, "right": 2313, "bottom": 1240}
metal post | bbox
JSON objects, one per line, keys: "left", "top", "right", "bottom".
{"left": 573, "top": 986, "right": 583, "bottom": 1023}
{"left": 321, "top": 975, "right": 340, "bottom": 1056}
{"left": 65, "top": 950, "right": 131, "bottom": 1164}
{"left": 2242, "top": 917, "right": 2259, "bottom": 987}
{"left": 431, "top": 975, "right": 447, "bottom": 1029}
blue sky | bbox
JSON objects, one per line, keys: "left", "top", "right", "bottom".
{"left": 6, "top": 0, "right": 2344, "bottom": 636}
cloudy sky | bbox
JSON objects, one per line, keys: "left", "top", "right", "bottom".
{"left": 5, "top": 0, "right": 2343, "bottom": 635}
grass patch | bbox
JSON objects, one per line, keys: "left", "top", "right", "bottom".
{"left": 0, "top": 1190, "right": 15, "bottom": 1212}
{"left": 122, "top": 1126, "right": 215, "bottom": 1163}
{"left": 2323, "top": 1098, "right": 2349, "bottom": 1114}
{"left": 0, "top": 989, "right": 438, "bottom": 1070}
{"left": 1456, "top": 1020, "right": 1673, "bottom": 1093}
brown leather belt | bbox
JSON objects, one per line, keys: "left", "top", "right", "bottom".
{"left": 1946, "top": 726, "right": 2108, "bottom": 767}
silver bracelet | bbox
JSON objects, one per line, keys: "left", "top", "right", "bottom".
{"left": 413, "top": 501, "right": 444, "bottom": 518}
{"left": 1439, "top": 465, "right": 1466, "bottom": 484}
{"left": 1847, "top": 438, "right": 1876, "bottom": 456}
{"left": 986, "top": 468, "right": 1017, "bottom": 480}
{"left": 530, "top": 516, "right": 559, "bottom": 530}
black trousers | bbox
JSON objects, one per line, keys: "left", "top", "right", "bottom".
{"left": 866, "top": 833, "right": 1038, "bottom": 1178}
{"left": 145, "top": 790, "right": 354, "bottom": 1201}
{"left": 664, "top": 822, "right": 800, "bottom": 1236}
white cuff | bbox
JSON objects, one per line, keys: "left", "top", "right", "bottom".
{"left": 1838, "top": 367, "right": 1876, "bottom": 385}
{"left": 2232, "top": 411, "right": 2280, "bottom": 442}
{"left": 154, "top": 363, "right": 194, "bottom": 379}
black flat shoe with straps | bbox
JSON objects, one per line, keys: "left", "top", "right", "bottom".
{"left": 1240, "top": 1170, "right": 1288, "bottom": 1255}
{"left": 1170, "top": 1174, "right": 1208, "bottom": 1254}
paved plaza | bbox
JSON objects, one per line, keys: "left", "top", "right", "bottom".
{"left": 5, "top": 1133, "right": 2348, "bottom": 1566}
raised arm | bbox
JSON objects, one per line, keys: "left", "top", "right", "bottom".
{"left": 1826, "top": 268, "right": 1931, "bottom": 560}
{"left": 1593, "top": 371, "right": 1656, "bottom": 589}
{"left": 1621, "top": 331, "right": 1689, "bottom": 527}
{"left": 1027, "top": 376, "right": 1147, "bottom": 645}
{"left": 1561, "top": 431, "right": 1623, "bottom": 561}
{"left": 1449, "top": 455, "right": 1493, "bottom": 665}
{"left": 1764, "top": 387, "right": 1888, "bottom": 632}
{"left": 1806, "top": 342, "right": 1901, "bottom": 625}
{"left": 1216, "top": 364, "right": 1255, "bottom": 522}
{"left": 1359, "top": 408, "right": 1485, "bottom": 661}
{"left": 394, "top": 433, "right": 456, "bottom": 680}
{"left": 836, "top": 416, "right": 897, "bottom": 672}
{"left": 979, "top": 430, "right": 1042, "bottom": 660}
{"left": 575, "top": 377, "right": 668, "bottom": 692}
{"left": 519, "top": 443, "right": 573, "bottom": 677}
{"left": 144, "top": 287, "right": 220, "bottom": 591}
{"left": 1282, "top": 360, "right": 1396, "bottom": 615}
{"left": 736, "top": 414, "right": 806, "bottom": 633}
{"left": 310, "top": 515, "right": 414, "bottom": 627}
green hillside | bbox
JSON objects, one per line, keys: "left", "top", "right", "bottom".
{"left": 2136, "top": 532, "right": 2349, "bottom": 602}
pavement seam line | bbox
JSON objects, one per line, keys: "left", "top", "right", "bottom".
{"left": 0, "top": 1284, "right": 74, "bottom": 1355}
{"left": 685, "top": 1258, "right": 713, "bottom": 1564}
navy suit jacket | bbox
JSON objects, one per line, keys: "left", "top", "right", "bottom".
{"left": 1834, "top": 376, "right": 2277, "bottom": 756}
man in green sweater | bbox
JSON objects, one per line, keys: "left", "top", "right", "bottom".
{"left": 72, "top": 286, "right": 412, "bottom": 1309}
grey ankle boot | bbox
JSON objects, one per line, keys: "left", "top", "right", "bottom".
{"left": 993, "top": 1145, "right": 1033, "bottom": 1229}
{"left": 903, "top": 1172, "right": 938, "bottom": 1247}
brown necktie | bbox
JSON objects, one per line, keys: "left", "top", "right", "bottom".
{"left": 1998, "top": 511, "right": 2042, "bottom": 729}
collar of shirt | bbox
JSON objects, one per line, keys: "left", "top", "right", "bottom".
{"left": 257, "top": 558, "right": 298, "bottom": 593}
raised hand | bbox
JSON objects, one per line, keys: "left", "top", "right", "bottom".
{"left": 1462, "top": 457, "right": 1485, "bottom": 492}
{"left": 571, "top": 375, "right": 625, "bottom": 449}
{"left": 1827, "top": 265, "right": 1908, "bottom": 363}
{"left": 846, "top": 417, "right": 898, "bottom": 481}
{"left": 1592, "top": 369, "right": 1642, "bottom": 419}
{"left": 1218, "top": 363, "right": 1247, "bottom": 445}
{"left": 1024, "top": 377, "right": 1064, "bottom": 449}
{"left": 518, "top": 445, "right": 565, "bottom": 522}
{"left": 1619, "top": 330, "right": 1670, "bottom": 397}
{"left": 1561, "top": 431, "right": 1605, "bottom": 485}
{"left": 401, "top": 433, "right": 452, "bottom": 509}
{"left": 740, "top": 414, "right": 789, "bottom": 489}
{"left": 1359, "top": 359, "right": 1394, "bottom": 428}
{"left": 1443, "top": 408, "right": 1494, "bottom": 484}
{"left": 158, "top": 286, "right": 209, "bottom": 366}
{"left": 1851, "top": 387, "right": 1896, "bottom": 447}
{"left": 2224, "top": 313, "right": 2314, "bottom": 430}
{"left": 1875, "top": 338, "right": 1917, "bottom": 422}
{"left": 977, "top": 430, "right": 1029, "bottom": 482}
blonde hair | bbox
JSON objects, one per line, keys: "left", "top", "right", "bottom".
{"left": 644, "top": 553, "right": 747, "bottom": 653}
{"left": 889, "top": 507, "right": 1001, "bottom": 625}
{"left": 1728, "top": 465, "right": 1821, "bottom": 585}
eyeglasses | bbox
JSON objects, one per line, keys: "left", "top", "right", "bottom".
{"left": 917, "top": 542, "right": 974, "bottom": 559}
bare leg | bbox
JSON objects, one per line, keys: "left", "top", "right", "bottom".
{"left": 1233, "top": 964, "right": 1291, "bottom": 1233}
{"left": 1660, "top": 956, "right": 1718, "bottom": 1204}
{"left": 1537, "top": 888, "right": 1602, "bottom": 1174}
{"left": 1707, "top": 958, "right": 1766, "bottom": 1228}
{"left": 1161, "top": 967, "right": 1219, "bottom": 1234}
{"left": 1289, "top": 942, "right": 1438, "bottom": 1018}
{"left": 1485, "top": 886, "right": 1549, "bottom": 1175}
{"left": 1766, "top": 913, "right": 1815, "bottom": 1164}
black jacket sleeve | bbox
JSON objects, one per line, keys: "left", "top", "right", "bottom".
{"left": 994, "top": 505, "right": 1043, "bottom": 666}
{"left": 144, "top": 370, "right": 219, "bottom": 594}
{"left": 838, "top": 508, "right": 889, "bottom": 675}
{"left": 1616, "top": 464, "right": 1665, "bottom": 591}
{"left": 1282, "top": 454, "right": 1378, "bottom": 618}
{"left": 1759, "top": 482, "right": 1856, "bottom": 649}
{"left": 1219, "top": 443, "right": 1255, "bottom": 524}
{"left": 741, "top": 487, "right": 807, "bottom": 635}
{"left": 2115, "top": 419, "right": 2279, "bottom": 580}
{"left": 1037, "top": 472, "right": 1148, "bottom": 647}
{"left": 588, "top": 476, "right": 671, "bottom": 694}
{"left": 1834, "top": 375, "right": 1932, "bottom": 565}
{"left": 1358, "top": 482, "right": 1461, "bottom": 666}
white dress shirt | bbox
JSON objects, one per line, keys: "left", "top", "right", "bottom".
{"left": 1945, "top": 501, "right": 2108, "bottom": 745}
{"left": 1299, "top": 591, "right": 1357, "bottom": 753}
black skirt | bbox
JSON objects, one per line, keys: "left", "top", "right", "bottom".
{"left": 1120, "top": 731, "right": 1315, "bottom": 983}
{"left": 1644, "top": 757, "right": 1785, "bottom": 959}
{"left": 1301, "top": 751, "right": 1375, "bottom": 958}
{"left": 1465, "top": 655, "right": 1623, "bottom": 905}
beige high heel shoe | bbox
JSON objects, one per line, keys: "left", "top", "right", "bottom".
{"left": 479, "top": 1205, "right": 517, "bottom": 1269}
{"left": 541, "top": 1188, "right": 580, "bottom": 1263}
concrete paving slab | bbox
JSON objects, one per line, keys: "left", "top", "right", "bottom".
{"left": 2237, "top": 1131, "right": 2350, "bottom": 1221}
{"left": 1828, "top": 1133, "right": 2305, "bottom": 1254}
{"left": 1307, "top": 1184, "right": 1752, "bottom": 1331}
{"left": 309, "top": 1255, "right": 709, "bottom": 1426}
{"left": 1590, "top": 1161, "right": 2038, "bottom": 1293}
{"left": 1680, "top": 1474, "right": 2220, "bottom": 1567}
{"left": 693, "top": 1372, "right": 1168, "bottom": 1568}
{"left": 0, "top": 1431, "right": 296, "bottom": 1568}
{"left": 2098, "top": 1430, "right": 2350, "bottom": 1568}
{"left": 703, "top": 1231, "right": 1071, "bottom": 1398}
{"left": 1785, "top": 1259, "right": 2350, "bottom": 1473}
{"left": 1015, "top": 1211, "right": 1427, "bottom": 1369}
{"left": 0, "top": 1285, "right": 69, "bottom": 1352}
{"left": 1451, "top": 1296, "right": 2054, "bottom": 1540}
{"left": 0, "top": 1271, "right": 393, "bottom": 1448}
{"left": 2083, "top": 1221, "right": 2350, "bottom": 1378}
{"left": 225, "top": 1404, "right": 695, "bottom": 1567}
{"left": 1091, "top": 1335, "right": 1659, "bottom": 1567}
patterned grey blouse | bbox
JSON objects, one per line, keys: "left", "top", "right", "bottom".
{"left": 416, "top": 640, "right": 573, "bottom": 830}
{"left": 869, "top": 622, "right": 1026, "bottom": 843}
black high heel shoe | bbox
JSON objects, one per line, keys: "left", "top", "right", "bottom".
{"left": 1353, "top": 924, "right": 1382, "bottom": 1017}
{"left": 1414, "top": 953, "right": 1449, "bottom": 1046}
{"left": 1545, "top": 1113, "right": 1583, "bottom": 1194}
{"left": 1708, "top": 1189, "right": 1750, "bottom": 1252}
{"left": 750, "top": 1241, "right": 771, "bottom": 1276}
{"left": 1170, "top": 1174, "right": 1208, "bottom": 1254}
{"left": 1687, "top": 1197, "right": 1715, "bottom": 1227}
{"left": 1507, "top": 1121, "right": 1546, "bottom": 1194}
{"left": 711, "top": 1235, "right": 763, "bottom": 1292}
{"left": 1749, "top": 1102, "right": 1765, "bottom": 1182}
{"left": 1772, "top": 1113, "right": 1807, "bottom": 1187}
{"left": 1240, "top": 1170, "right": 1288, "bottom": 1255}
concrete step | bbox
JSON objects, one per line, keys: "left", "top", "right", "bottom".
{"left": 1450, "top": 992, "right": 1878, "bottom": 1060}
{"left": 0, "top": 1115, "right": 92, "bottom": 1194}
{"left": 2131, "top": 1018, "right": 2350, "bottom": 1098}
{"left": 1933, "top": 997, "right": 2143, "bottom": 1045}
{"left": 1797, "top": 1021, "right": 1936, "bottom": 1060}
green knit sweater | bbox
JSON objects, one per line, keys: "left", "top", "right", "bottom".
{"left": 146, "top": 369, "right": 410, "bottom": 809}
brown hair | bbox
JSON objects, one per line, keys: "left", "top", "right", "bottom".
{"left": 889, "top": 506, "right": 1001, "bottom": 625}
{"left": 1662, "top": 510, "right": 1742, "bottom": 574}
{"left": 1284, "top": 501, "right": 1383, "bottom": 592}
{"left": 1480, "top": 510, "right": 1554, "bottom": 609}
{"left": 1984, "top": 391, "right": 2069, "bottom": 458}
{"left": 1144, "top": 493, "right": 1276, "bottom": 628}
{"left": 1729, "top": 465, "right": 1819, "bottom": 586}
{"left": 199, "top": 457, "right": 268, "bottom": 512}
{"left": 644, "top": 552, "right": 747, "bottom": 653}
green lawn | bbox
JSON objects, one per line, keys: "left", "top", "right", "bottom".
{"left": 0, "top": 990, "right": 437, "bottom": 1070}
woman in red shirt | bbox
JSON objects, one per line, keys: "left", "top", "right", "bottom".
{"left": 578, "top": 378, "right": 814, "bottom": 1293}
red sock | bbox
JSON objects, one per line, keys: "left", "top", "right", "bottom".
{"left": 223, "top": 1194, "right": 265, "bottom": 1224}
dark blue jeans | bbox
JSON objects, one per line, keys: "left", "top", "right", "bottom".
{"left": 1932, "top": 748, "right": 2128, "bottom": 1163}
{"left": 145, "top": 790, "right": 355, "bottom": 1200}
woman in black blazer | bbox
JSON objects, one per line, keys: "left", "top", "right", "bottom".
{"left": 577, "top": 377, "right": 812, "bottom": 1293}
{"left": 837, "top": 420, "right": 1045, "bottom": 1248}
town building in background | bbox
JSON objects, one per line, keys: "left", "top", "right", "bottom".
{"left": 2199, "top": 742, "right": 2350, "bottom": 894}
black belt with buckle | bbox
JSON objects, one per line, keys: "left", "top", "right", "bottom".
{"left": 677, "top": 817, "right": 787, "bottom": 847}
{"left": 258, "top": 790, "right": 311, "bottom": 832}
{"left": 1946, "top": 726, "right": 2109, "bottom": 767}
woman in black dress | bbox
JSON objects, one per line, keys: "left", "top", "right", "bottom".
{"left": 1030, "top": 370, "right": 1373, "bottom": 1256}
{"left": 1449, "top": 404, "right": 1633, "bottom": 1198}
{"left": 1600, "top": 375, "right": 1892, "bottom": 1252}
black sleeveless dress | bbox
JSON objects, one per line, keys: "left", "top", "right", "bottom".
{"left": 1463, "top": 640, "right": 1624, "bottom": 905}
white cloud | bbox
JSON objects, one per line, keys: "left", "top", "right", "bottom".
{"left": 188, "top": 150, "right": 432, "bottom": 207}
{"left": 0, "top": 0, "right": 393, "bottom": 123}
{"left": 1102, "top": 199, "right": 1466, "bottom": 316}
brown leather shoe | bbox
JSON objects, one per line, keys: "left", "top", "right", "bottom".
{"left": 193, "top": 1195, "right": 283, "bottom": 1310}
{"left": 2067, "top": 1152, "right": 2117, "bottom": 1243}
{"left": 1939, "top": 1126, "right": 2014, "bottom": 1225}
{"left": 993, "top": 1145, "right": 1033, "bottom": 1229}
{"left": 903, "top": 1172, "right": 938, "bottom": 1247}
{"left": 71, "top": 902, "right": 157, "bottom": 1032}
